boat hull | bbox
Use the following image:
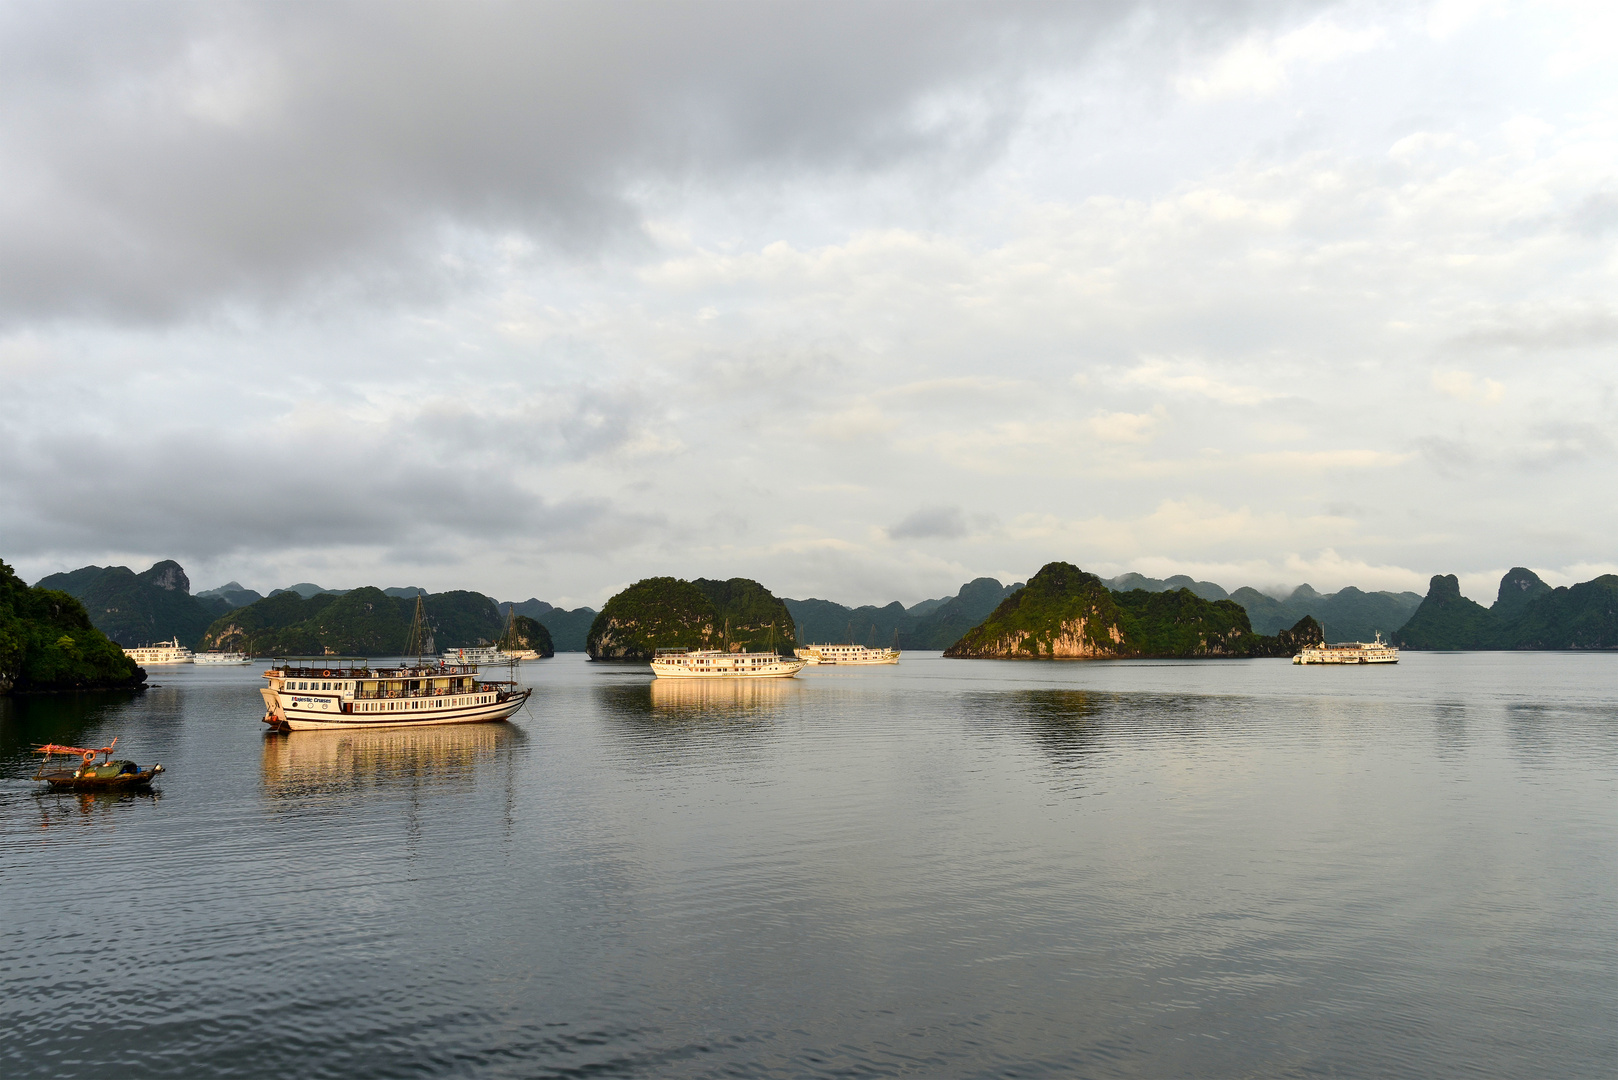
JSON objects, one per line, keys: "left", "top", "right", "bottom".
{"left": 39, "top": 770, "right": 162, "bottom": 791}
{"left": 1294, "top": 655, "right": 1399, "bottom": 664}
{"left": 648, "top": 665, "right": 805, "bottom": 679}
{"left": 261, "top": 687, "right": 530, "bottom": 731}
{"left": 794, "top": 646, "right": 900, "bottom": 666}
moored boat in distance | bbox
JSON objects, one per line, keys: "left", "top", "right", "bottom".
{"left": 794, "top": 643, "right": 900, "bottom": 666}
{"left": 650, "top": 648, "right": 806, "bottom": 679}
{"left": 195, "top": 651, "right": 251, "bottom": 665}
{"left": 442, "top": 645, "right": 503, "bottom": 665}
{"left": 123, "top": 638, "right": 194, "bottom": 665}
{"left": 1294, "top": 631, "right": 1399, "bottom": 665}
{"left": 260, "top": 657, "right": 531, "bottom": 731}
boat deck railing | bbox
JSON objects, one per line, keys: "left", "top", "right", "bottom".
{"left": 270, "top": 662, "right": 480, "bottom": 678}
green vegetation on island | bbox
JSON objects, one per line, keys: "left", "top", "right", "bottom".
{"left": 503, "top": 615, "right": 554, "bottom": 657}
{"left": 943, "top": 562, "right": 1320, "bottom": 660}
{"left": 35, "top": 560, "right": 232, "bottom": 648}
{"left": 199, "top": 587, "right": 551, "bottom": 656}
{"left": 1396, "top": 568, "right": 1618, "bottom": 649}
{"left": 588, "top": 577, "right": 797, "bottom": 660}
{"left": 2, "top": 559, "right": 145, "bottom": 694}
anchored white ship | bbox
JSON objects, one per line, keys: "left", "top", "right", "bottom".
{"left": 195, "top": 651, "right": 251, "bottom": 665}
{"left": 1294, "top": 632, "right": 1399, "bottom": 665}
{"left": 123, "top": 638, "right": 194, "bottom": 665}
{"left": 794, "top": 643, "right": 900, "bottom": 666}
{"left": 442, "top": 645, "right": 503, "bottom": 665}
{"left": 650, "top": 648, "right": 806, "bottom": 679}
{"left": 260, "top": 658, "right": 530, "bottom": 731}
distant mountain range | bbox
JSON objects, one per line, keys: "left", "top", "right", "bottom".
{"left": 195, "top": 581, "right": 265, "bottom": 609}
{"left": 29, "top": 558, "right": 1615, "bottom": 656}
{"left": 500, "top": 600, "right": 597, "bottom": 652}
{"left": 1396, "top": 568, "right": 1618, "bottom": 649}
{"left": 785, "top": 577, "right": 1026, "bottom": 650}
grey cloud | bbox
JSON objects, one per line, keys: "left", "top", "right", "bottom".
{"left": 414, "top": 384, "right": 656, "bottom": 465}
{"left": 1449, "top": 308, "right": 1618, "bottom": 351}
{"left": 0, "top": 0, "right": 1321, "bottom": 325}
{"left": 1568, "top": 191, "right": 1618, "bottom": 239}
{"left": 1517, "top": 421, "right": 1613, "bottom": 471}
{"left": 0, "top": 423, "right": 658, "bottom": 562}
{"left": 889, "top": 506, "right": 970, "bottom": 540}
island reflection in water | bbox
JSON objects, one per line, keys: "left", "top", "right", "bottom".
{"left": 260, "top": 721, "right": 520, "bottom": 799}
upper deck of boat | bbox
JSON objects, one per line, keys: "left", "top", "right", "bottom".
{"left": 265, "top": 659, "right": 481, "bottom": 679}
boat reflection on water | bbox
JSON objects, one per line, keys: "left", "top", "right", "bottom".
{"left": 261, "top": 722, "right": 520, "bottom": 800}
{"left": 646, "top": 675, "right": 803, "bottom": 719}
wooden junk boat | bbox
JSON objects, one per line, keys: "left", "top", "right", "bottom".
{"left": 32, "top": 738, "right": 165, "bottom": 791}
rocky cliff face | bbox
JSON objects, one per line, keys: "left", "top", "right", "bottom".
{"left": 945, "top": 563, "right": 1134, "bottom": 659}
{"left": 146, "top": 560, "right": 189, "bottom": 593}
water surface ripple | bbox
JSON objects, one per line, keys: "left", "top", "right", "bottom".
{"left": 2, "top": 652, "right": 1615, "bottom": 1077}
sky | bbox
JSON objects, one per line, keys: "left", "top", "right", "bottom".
{"left": 3, "top": 0, "right": 1616, "bottom": 608}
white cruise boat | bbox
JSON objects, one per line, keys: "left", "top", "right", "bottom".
{"left": 260, "top": 658, "right": 530, "bottom": 731}
{"left": 123, "top": 638, "right": 194, "bottom": 665}
{"left": 442, "top": 645, "right": 503, "bottom": 665}
{"left": 794, "top": 643, "right": 900, "bottom": 666}
{"left": 195, "top": 651, "right": 251, "bottom": 665}
{"left": 650, "top": 648, "right": 806, "bottom": 679}
{"left": 1294, "top": 632, "right": 1399, "bottom": 665}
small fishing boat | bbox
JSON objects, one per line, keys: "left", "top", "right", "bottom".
{"left": 32, "top": 738, "right": 165, "bottom": 791}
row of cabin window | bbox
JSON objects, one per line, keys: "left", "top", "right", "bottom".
{"left": 287, "top": 680, "right": 475, "bottom": 691}
{"left": 360, "top": 696, "right": 492, "bottom": 711}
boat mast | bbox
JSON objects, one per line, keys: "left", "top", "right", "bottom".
{"left": 404, "top": 595, "right": 432, "bottom": 662}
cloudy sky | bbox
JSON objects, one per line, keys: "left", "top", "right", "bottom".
{"left": 3, "top": 0, "right": 1616, "bottom": 607}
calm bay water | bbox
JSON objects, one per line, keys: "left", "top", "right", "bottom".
{"left": 2, "top": 652, "right": 1615, "bottom": 1078}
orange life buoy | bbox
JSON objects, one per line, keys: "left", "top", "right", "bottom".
{"left": 322, "top": 669, "right": 332, "bottom": 677}
{"left": 82, "top": 751, "right": 96, "bottom": 764}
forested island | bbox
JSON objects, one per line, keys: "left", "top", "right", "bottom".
{"left": 944, "top": 562, "right": 1321, "bottom": 660}
{"left": 588, "top": 577, "right": 796, "bottom": 660}
{"left": 36, "top": 560, "right": 233, "bottom": 647}
{"left": 1396, "top": 569, "right": 1618, "bottom": 649}
{"left": 1, "top": 559, "right": 146, "bottom": 694}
